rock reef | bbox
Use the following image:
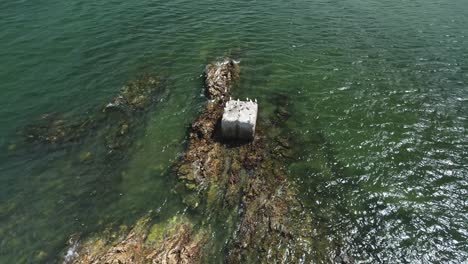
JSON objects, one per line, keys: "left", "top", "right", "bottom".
{"left": 20, "top": 76, "right": 165, "bottom": 156}
{"left": 61, "top": 58, "right": 344, "bottom": 263}
{"left": 177, "top": 59, "right": 319, "bottom": 262}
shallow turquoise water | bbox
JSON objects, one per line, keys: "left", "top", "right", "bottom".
{"left": 1, "top": 0, "right": 467, "bottom": 262}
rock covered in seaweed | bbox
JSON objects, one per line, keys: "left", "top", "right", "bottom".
{"left": 63, "top": 215, "right": 208, "bottom": 264}
{"left": 176, "top": 58, "right": 241, "bottom": 188}
{"left": 204, "top": 59, "right": 239, "bottom": 100}
{"left": 21, "top": 113, "right": 96, "bottom": 144}
{"left": 103, "top": 76, "right": 162, "bottom": 113}
{"left": 177, "top": 58, "right": 341, "bottom": 262}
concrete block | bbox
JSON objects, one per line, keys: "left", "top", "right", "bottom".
{"left": 221, "top": 99, "right": 258, "bottom": 140}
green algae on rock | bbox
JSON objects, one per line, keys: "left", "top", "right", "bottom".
{"left": 63, "top": 214, "right": 208, "bottom": 264}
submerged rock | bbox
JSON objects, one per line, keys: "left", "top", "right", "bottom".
{"left": 34, "top": 250, "right": 48, "bottom": 262}
{"left": 19, "top": 76, "right": 165, "bottom": 156}
{"left": 22, "top": 113, "right": 96, "bottom": 145}
{"left": 103, "top": 76, "right": 162, "bottom": 113}
{"left": 79, "top": 151, "right": 92, "bottom": 162}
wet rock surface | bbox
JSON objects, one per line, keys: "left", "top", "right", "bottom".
{"left": 64, "top": 215, "right": 207, "bottom": 264}
{"left": 204, "top": 59, "right": 239, "bottom": 100}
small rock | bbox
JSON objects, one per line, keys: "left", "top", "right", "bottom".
{"left": 34, "top": 250, "right": 48, "bottom": 262}
{"left": 79, "top": 152, "right": 92, "bottom": 162}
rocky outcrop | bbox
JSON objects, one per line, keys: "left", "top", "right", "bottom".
{"left": 177, "top": 59, "right": 321, "bottom": 262}
{"left": 204, "top": 59, "right": 239, "bottom": 100}
{"left": 64, "top": 215, "right": 208, "bottom": 264}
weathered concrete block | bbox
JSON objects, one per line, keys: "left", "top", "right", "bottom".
{"left": 221, "top": 99, "right": 258, "bottom": 140}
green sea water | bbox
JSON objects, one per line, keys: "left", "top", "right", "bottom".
{"left": 1, "top": 0, "right": 467, "bottom": 262}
